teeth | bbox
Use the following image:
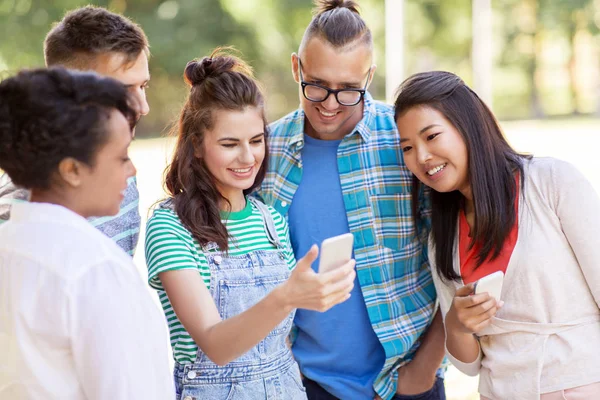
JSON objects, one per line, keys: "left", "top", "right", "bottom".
{"left": 231, "top": 167, "right": 252, "bottom": 173}
{"left": 427, "top": 164, "right": 447, "bottom": 176}
{"left": 319, "top": 109, "right": 337, "bottom": 117}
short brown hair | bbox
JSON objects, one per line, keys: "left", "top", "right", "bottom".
{"left": 44, "top": 6, "right": 149, "bottom": 70}
{"left": 299, "top": 0, "right": 372, "bottom": 53}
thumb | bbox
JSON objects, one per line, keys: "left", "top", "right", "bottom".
{"left": 296, "top": 244, "right": 318, "bottom": 271}
{"left": 455, "top": 283, "right": 475, "bottom": 297}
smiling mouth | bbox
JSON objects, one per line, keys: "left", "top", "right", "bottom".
{"left": 427, "top": 163, "right": 447, "bottom": 176}
{"left": 317, "top": 108, "right": 339, "bottom": 118}
{"left": 229, "top": 167, "right": 253, "bottom": 173}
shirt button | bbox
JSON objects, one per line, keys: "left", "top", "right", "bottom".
{"left": 187, "top": 370, "right": 197, "bottom": 379}
{"left": 183, "top": 397, "right": 193, "bottom": 400}
{"left": 213, "top": 255, "right": 222, "bottom": 265}
{"left": 281, "top": 200, "right": 288, "bottom": 207}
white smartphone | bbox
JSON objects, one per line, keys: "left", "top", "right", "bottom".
{"left": 318, "top": 233, "right": 354, "bottom": 274}
{"left": 474, "top": 270, "right": 504, "bottom": 301}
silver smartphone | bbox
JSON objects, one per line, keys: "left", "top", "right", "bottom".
{"left": 474, "top": 270, "right": 504, "bottom": 301}
{"left": 318, "top": 233, "right": 354, "bottom": 274}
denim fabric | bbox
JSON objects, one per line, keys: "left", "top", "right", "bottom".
{"left": 173, "top": 197, "right": 306, "bottom": 400}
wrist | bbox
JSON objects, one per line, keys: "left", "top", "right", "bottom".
{"left": 444, "top": 311, "right": 465, "bottom": 335}
{"left": 272, "top": 282, "right": 294, "bottom": 314}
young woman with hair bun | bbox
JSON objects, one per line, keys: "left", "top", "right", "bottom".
{"left": 145, "top": 48, "right": 356, "bottom": 400}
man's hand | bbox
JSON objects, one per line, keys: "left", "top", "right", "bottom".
{"left": 395, "top": 309, "right": 445, "bottom": 396}
{"left": 395, "top": 363, "right": 436, "bottom": 395}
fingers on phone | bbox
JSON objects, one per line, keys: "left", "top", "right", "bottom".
{"left": 322, "top": 259, "right": 355, "bottom": 283}
{"left": 456, "top": 283, "right": 476, "bottom": 297}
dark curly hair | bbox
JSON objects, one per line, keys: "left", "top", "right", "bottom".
{"left": 164, "top": 47, "right": 268, "bottom": 251}
{"left": 44, "top": 6, "right": 149, "bottom": 69}
{"left": 0, "top": 67, "right": 136, "bottom": 190}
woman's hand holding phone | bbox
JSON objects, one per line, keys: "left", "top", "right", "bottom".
{"left": 443, "top": 283, "right": 504, "bottom": 365}
{"left": 446, "top": 283, "right": 504, "bottom": 335}
{"left": 278, "top": 245, "right": 355, "bottom": 313}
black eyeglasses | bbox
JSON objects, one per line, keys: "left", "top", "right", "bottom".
{"left": 298, "top": 59, "right": 371, "bottom": 106}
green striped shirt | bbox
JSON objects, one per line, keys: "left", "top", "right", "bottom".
{"left": 145, "top": 197, "right": 296, "bottom": 364}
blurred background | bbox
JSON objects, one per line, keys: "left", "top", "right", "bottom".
{"left": 1, "top": 0, "right": 599, "bottom": 137}
{"left": 1, "top": 1, "right": 599, "bottom": 399}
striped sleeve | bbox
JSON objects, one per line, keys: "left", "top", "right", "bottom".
{"left": 269, "top": 206, "right": 296, "bottom": 270}
{"left": 145, "top": 208, "right": 206, "bottom": 290}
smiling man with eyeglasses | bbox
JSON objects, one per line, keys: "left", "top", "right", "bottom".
{"left": 256, "top": 1, "right": 447, "bottom": 400}
{"left": 298, "top": 58, "right": 370, "bottom": 107}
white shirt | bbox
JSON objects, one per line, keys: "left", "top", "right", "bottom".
{"left": 0, "top": 202, "right": 174, "bottom": 399}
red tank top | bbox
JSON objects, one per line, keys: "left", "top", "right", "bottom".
{"left": 459, "top": 178, "right": 519, "bottom": 284}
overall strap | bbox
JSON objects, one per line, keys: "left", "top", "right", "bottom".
{"left": 247, "top": 196, "right": 283, "bottom": 249}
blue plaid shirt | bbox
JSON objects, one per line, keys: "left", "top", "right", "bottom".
{"left": 257, "top": 93, "right": 436, "bottom": 400}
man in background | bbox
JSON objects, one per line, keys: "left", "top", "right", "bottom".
{"left": 0, "top": 6, "right": 150, "bottom": 256}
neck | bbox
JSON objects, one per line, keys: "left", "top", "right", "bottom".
{"left": 219, "top": 191, "right": 246, "bottom": 212}
{"left": 30, "top": 188, "right": 84, "bottom": 217}
{"left": 461, "top": 187, "right": 475, "bottom": 232}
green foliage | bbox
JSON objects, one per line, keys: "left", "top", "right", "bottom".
{"left": 0, "top": 0, "right": 598, "bottom": 137}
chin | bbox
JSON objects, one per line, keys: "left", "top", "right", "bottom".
{"left": 104, "top": 205, "right": 121, "bottom": 217}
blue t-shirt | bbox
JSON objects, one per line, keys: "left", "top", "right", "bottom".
{"left": 288, "top": 134, "right": 385, "bottom": 399}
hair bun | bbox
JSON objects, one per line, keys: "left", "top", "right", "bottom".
{"left": 183, "top": 47, "right": 254, "bottom": 87}
{"left": 315, "top": 0, "right": 360, "bottom": 15}
{"left": 184, "top": 56, "right": 236, "bottom": 87}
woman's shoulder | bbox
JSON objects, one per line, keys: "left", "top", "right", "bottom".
{"left": 146, "top": 200, "right": 192, "bottom": 238}
{"left": 248, "top": 197, "right": 286, "bottom": 224}
{"left": 525, "top": 157, "right": 583, "bottom": 184}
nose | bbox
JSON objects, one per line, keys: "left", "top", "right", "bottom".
{"left": 239, "top": 143, "right": 255, "bottom": 164}
{"left": 128, "top": 160, "right": 137, "bottom": 178}
{"left": 416, "top": 145, "right": 432, "bottom": 165}
{"left": 132, "top": 88, "right": 150, "bottom": 117}
{"left": 320, "top": 92, "right": 339, "bottom": 111}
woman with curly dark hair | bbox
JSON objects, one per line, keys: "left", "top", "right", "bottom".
{"left": 0, "top": 68, "right": 173, "bottom": 399}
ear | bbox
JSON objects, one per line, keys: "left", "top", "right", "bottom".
{"left": 191, "top": 135, "right": 203, "bottom": 158}
{"left": 57, "top": 157, "right": 86, "bottom": 188}
{"left": 366, "top": 64, "right": 377, "bottom": 88}
{"left": 291, "top": 53, "right": 300, "bottom": 83}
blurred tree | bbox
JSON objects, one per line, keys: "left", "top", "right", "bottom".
{"left": 0, "top": 0, "right": 598, "bottom": 134}
{"left": 0, "top": 0, "right": 260, "bottom": 137}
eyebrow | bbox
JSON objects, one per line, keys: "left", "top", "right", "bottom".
{"left": 124, "top": 76, "right": 150, "bottom": 88}
{"left": 305, "top": 74, "right": 362, "bottom": 87}
{"left": 218, "top": 133, "right": 265, "bottom": 142}
{"left": 420, "top": 124, "right": 441, "bottom": 133}
{"left": 399, "top": 124, "right": 442, "bottom": 143}
{"left": 302, "top": 69, "right": 364, "bottom": 87}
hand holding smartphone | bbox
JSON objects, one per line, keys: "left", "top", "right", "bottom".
{"left": 318, "top": 233, "right": 354, "bottom": 274}
{"left": 474, "top": 270, "right": 504, "bottom": 301}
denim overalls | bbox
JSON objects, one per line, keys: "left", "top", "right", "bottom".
{"left": 173, "top": 197, "right": 307, "bottom": 400}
